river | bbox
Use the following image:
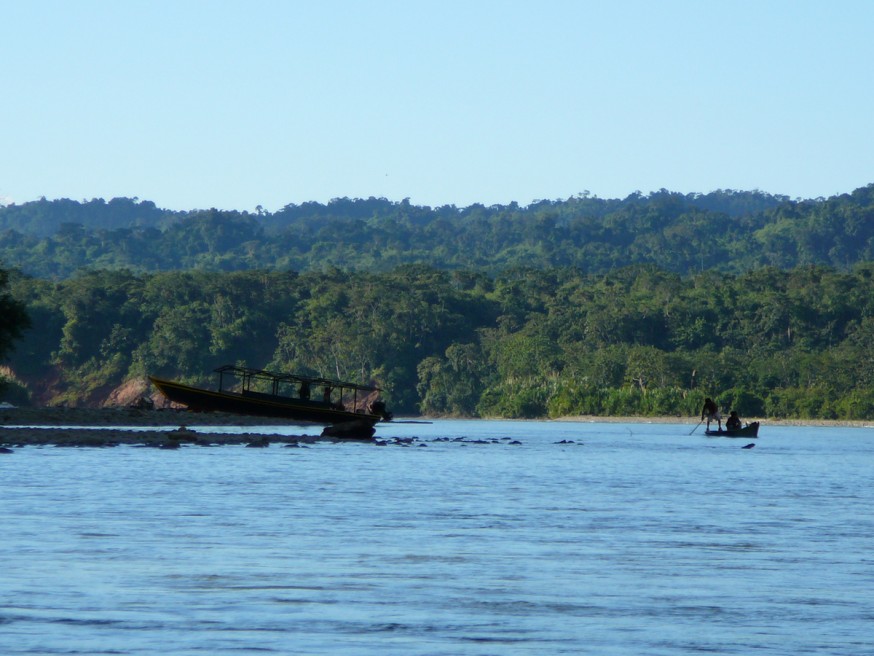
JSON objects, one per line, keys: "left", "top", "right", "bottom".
{"left": 2, "top": 420, "right": 873, "bottom": 655}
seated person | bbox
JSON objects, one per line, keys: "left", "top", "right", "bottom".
{"left": 726, "top": 410, "right": 742, "bottom": 431}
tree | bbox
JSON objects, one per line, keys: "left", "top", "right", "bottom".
{"left": 0, "top": 267, "right": 31, "bottom": 396}
{"left": 417, "top": 343, "right": 488, "bottom": 416}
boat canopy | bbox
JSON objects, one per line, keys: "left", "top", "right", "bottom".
{"left": 214, "top": 364, "right": 380, "bottom": 400}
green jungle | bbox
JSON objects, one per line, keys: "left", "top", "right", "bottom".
{"left": 1, "top": 184, "right": 873, "bottom": 420}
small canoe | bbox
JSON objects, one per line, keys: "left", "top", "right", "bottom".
{"left": 704, "top": 421, "right": 760, "bottom": 438}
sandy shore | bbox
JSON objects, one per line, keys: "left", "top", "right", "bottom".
{"left": 553, "top": 415, "right": 874, "bottom": 427}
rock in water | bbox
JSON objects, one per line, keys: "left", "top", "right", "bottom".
{"left": 321, "top": 420, "right": 376, "bottom": 439}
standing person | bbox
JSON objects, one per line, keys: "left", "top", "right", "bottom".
{"left": 701, "top": 397, "right": 722, "bottom": 431}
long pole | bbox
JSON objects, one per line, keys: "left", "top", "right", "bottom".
{"left": 689, "top": 420, "right": 703, "bottom": 435}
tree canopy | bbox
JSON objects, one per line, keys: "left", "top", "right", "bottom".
{"left": 4, "top": 186, "right": 873, "bottom": 278}
{"left": 5, "top": 263, "right": 874, "bottom": 420}
{"left": 3, "top": 183, "right": 874, "bottom": 418}
{"left": 0, "top": 268, "right": 31, "bottom": 399}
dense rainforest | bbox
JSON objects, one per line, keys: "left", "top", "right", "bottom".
{"left": 1, "top": 184, "right": 874, "bottom": 419}
{"left": 1, "top": 185, "right": 873, "bottom": 278}
{"left": 2, "top": 263, "right": 874, "bottom": 420}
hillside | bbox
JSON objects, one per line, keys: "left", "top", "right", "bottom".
{"left": 3, "top": 185, "right": 873, "bottom": 278}
{"left": 3, "top": 184, "right": 874, "bottom": 419}
{"left": 4, "top": 261, "right": 874, "bottom": 419}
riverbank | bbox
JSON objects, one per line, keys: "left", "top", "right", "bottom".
{"left": 0, "top": 406, "right": 306, "bottom": 427}
{"left": 554, "top": 415, "right": 874, "bottom": 427}
{"left": 7, "top": 406, "right": 871, "bottom": 428}
{"left": 1, "top": 406, "right": 871, "bottom": 449}
{"left": 0, "top": 406, "right": 355, "bottom": 448}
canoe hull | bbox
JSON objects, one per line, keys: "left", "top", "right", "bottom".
{"left": 149, "top": 376, "right": 381, "bottom": 426}
{"left": 704, "top": 421, "right": 760, "bottom": 438}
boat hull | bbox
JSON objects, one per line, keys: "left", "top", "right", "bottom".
{"left": 149, "top": 376, "right": 381, "bottom": 426}
{"left": 704, "top": 421, "right": 760, "bottom": 438}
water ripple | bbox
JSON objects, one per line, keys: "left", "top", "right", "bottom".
{"left": 2, "top": 421, "right": 873, "bottom": 655}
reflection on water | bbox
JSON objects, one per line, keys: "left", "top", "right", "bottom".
{"left": 1, "top": 421, "right": 873, "bottom": 655}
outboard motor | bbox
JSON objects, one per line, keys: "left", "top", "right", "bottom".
{"left": 369, "top": 400, "right": 393, "bottom": 421}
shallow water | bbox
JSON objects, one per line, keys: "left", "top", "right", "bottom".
{"left": 2, "top": 420, "right": 874, "bottom": 655}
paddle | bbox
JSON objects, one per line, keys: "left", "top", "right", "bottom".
{"left": 688, "top": 419, "right": 703, "bottom": 435}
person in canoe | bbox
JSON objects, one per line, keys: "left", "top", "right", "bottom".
{"left": 726, "top": 410, "right": 742, "bottom": 431}
{"left": 701, "top": 397, "right": 722, "bottom": 431}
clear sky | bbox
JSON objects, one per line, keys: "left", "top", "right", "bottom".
{"left": 1, "top": 0, "right": 872, "bottom": 212}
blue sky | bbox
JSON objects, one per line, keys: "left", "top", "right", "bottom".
{"left": 1, "top": 0, "right": 872, "bottom": 212}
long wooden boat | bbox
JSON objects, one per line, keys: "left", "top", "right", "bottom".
{"left": 149, "top": 365, "right": 392, "bottom": 426}
{"left": 704, "top": 421, "right": 760, "bottom": 438}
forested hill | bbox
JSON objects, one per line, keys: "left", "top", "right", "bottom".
{"left": 1, "top": 185, "right": 873, "bottom": 278}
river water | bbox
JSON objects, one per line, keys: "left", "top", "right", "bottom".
{"left": 1, "top": 420, "right": 873, "bottom": 655}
